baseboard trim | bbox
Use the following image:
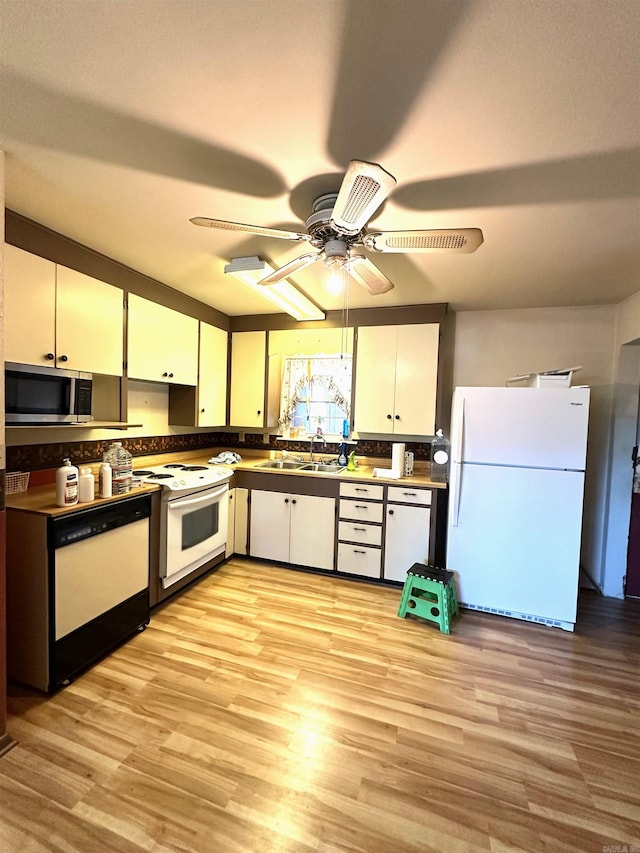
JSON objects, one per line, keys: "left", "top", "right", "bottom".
{"left": 0, "top": 732, "right": 17, "bottom": 758}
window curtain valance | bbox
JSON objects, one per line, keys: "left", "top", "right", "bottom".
{"left": 279, "top": 354, "right": 352, "bottom": 433}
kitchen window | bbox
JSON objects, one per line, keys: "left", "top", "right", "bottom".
{"left": 279, "top": 354, "right": 352, "bottom": 437}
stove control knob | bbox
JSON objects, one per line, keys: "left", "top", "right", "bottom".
{"left": 180, "top": 479, "right": 187, "bottom": 485}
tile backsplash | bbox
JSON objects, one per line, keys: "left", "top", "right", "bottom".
{"left": 7, "top": 431, "right": 432, "bottom": 474}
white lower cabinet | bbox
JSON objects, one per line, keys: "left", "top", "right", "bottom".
{"left": 250, "top": 489, "right": 335, "bottom": 571}
{"left": 337, "top": 482, "right": 383, "bottom": 578}
{"left": 226, "top": 488, "right": 248, "bottom": 558}
{"left": 383, "top": 492, "right": 432, "bottom": 582}
{"left": 337, "top": 543, "right": 381, "bottom": 578}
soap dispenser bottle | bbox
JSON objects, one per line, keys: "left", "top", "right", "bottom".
{"left": 338, "top": 443, "right": 348, "bottom": 466}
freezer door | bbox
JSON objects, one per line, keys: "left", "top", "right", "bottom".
{"left": 451, "top": 386, "right": 589, "bottom": 470}
{"left": 446, "top": 463, "right": 585, "bottom": 625}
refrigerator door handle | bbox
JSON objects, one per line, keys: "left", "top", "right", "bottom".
{"left": 451, "top": 461, "right": 462, "bottom": 527}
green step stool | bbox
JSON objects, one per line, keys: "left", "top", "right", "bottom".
{"left": 397, "top": 564, "right": 459, "bottom": 634}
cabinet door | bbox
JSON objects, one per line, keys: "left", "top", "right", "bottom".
{"left": 198, "top": 323, "right": 228, "bottom": 426}
{"left": 353, "top": 325, "right": 397, "bottom": 433}
{"left": 249, "top": 489, "right": 290, "bottom": 562}
{"left": 233, "top": 488, "right": 249, "bottom": 556}
{"left": 56, "top": 265, "right": 124, "bottom": 376}
{"left": 226, "top": 488, "right": 236, "bottom": 559}
{"left": 229, "top": 331, "right": 266, "bottom": 427}
{"left": 383, "top": 503, "right": 431, "bottom": 582}
{"left": 289, "top": 494, "right": 335, "bottom": 571}
{"left": 127, "top": 294, "right": 198, "bottom": 385}
{"left": 4, "top": 244, "right": 56, "bottom": 366}
{"left": 394, "top": 324, "right": 439, "bottom": 435}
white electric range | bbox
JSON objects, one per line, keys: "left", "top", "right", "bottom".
{"left": 133, "top": 462, "right": 234, "bottom": 589}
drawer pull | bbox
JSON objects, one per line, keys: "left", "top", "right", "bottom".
{"left": 355, "top": 487, "right": 368, "bottom": 492}
{"left": 353, "top": 549, "right": 366, "bottom": 554}
{"left": 353, "top": 526, "right": 367, "bottom": 532}
{"left": 403, "top": 492, "right": 418, "bottom": 497}
{"left": 354, "top": 505, "right": 369, "bottom": 510}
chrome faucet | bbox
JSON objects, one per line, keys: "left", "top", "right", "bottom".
{"left": 309, "top": 434, "right": 327, "bottom": 463}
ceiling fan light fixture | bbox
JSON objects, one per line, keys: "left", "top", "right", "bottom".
{"left": 224, "top": 256, "right": 325, "bottom": 322}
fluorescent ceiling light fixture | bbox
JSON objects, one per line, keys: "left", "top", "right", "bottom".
{"left": 224, "top": 256, "right": 325, "bottom": 321}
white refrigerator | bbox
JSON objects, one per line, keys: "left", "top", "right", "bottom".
{"left": 446, "top": 386, "right": 590, "bottom": 631}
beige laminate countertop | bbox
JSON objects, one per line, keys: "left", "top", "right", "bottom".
{"left": 5, "top": 481, "right": 161, "bottom": 516}
{"left": 6, "top": 448, "right": 446, "bottom": 516}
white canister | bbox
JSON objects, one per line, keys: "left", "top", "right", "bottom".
{"left": 56, "top": 458, "right": 79, "bottom": 507}
{"left": 78, "top": 467, "right": 95, "bottom": 503}
{"left": 99, "top": 462, "right": 113, "bottom": 498}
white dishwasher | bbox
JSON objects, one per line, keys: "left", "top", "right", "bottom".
{"left": 7, "top": 494, "right": 151, "bottom": 693}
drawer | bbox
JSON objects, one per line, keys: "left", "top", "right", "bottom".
{"left": 339, "top": 498, "right": 384, "bottom": 524}
{"left": 340, "top": 481, "right": 384, "bottom": 501}
{"left": 387, "top": 486, "right": 432, "bottom": 506}
{"left": 338, "top": 520, "right": 383, "bottom": 547}
{"left": 337, "top": 543, "right": 381, "bottom": 578}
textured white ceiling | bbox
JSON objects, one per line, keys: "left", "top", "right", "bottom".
{"left": 1, "top": 0, "right": 639, "bottom": 316}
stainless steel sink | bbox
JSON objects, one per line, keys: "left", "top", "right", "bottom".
{"left": 255, "top": 460, "right": 306, "bottom": 470}
{"left": 299, "top": 462, "right": 347, "bottom": 474}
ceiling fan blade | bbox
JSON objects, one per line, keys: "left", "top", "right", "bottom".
{"left": 257, "top": 252, "right": 321, "bottom": 285}
{"left": 190, "top": 217, "right": 309, "bottom": 242}
{"left": 330, "top": 160, "right": 397, "bottom": 237}
{"left": 348, "top": 255, "right": 394, "bottom": 295}
{"left": 364, "top": 228, "right": 484, "bottom": 254}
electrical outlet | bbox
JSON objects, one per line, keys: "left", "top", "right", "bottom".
{"left": 238, "top": 431, "right": 245, "bottom": 442}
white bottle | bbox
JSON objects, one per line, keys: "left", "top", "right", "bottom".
{"left": 56, "top": 458, "right": 79, "bottom": 507}
{"left": 78, "top": 467, "right": 95, "bottom": 503}
{"left": 99, "top": 462, "right": 113, "bottom": 498}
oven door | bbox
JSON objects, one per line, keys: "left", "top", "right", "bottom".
{"left": 162, "top": 482, "right": 229, "bottom": 588}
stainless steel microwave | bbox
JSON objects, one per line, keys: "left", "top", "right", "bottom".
{"left": 5, "top": 362, "right": 93, "bottom": 424}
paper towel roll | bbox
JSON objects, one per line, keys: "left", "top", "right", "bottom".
{"left": 392, "top": 443, "right": 406, "bottom": 475}
{"left": 373, "top": 467, "right": 402, "bottom": 479}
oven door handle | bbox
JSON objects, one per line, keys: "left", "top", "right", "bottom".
{"left": 167, "top": 483, "right": 228, "bottom": 510}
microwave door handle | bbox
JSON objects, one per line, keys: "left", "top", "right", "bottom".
{"left": 67, "top": 377, "right": 75, "bottom": 415}
{"left": 167, "top": 484, "right": 228, "bottom": 509}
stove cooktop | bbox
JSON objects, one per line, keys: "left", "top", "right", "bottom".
{"left": 133, "top": 462, "right": 233, "bottom": 491}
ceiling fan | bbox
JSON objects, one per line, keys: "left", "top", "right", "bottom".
{"left": 191, "top": 159, "right": 484, "bottom": 295}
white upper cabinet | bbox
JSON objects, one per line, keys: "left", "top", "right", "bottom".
{"left": 127, "top": 293, "right": 198, "bottom": 385}
{"left": 4, "top": 244, "right": 56, "bottom": 366}
{"left": 56, "top": 265, "right": 124, "bottom": 376}
{"left": 4, "top": 244, "right": 123, "bottom": 375}
{"left": 354, "top": 323, "right": 439, "bottom": 436}
{"left": 197, "top": 322, "right": 228, "bottom": 426}
{"left": 229, "top": 330, "right": 266, "bottom": 427}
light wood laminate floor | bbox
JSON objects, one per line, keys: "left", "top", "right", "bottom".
{"left": 1, "top": 559, "right": 639, "bottom": 852}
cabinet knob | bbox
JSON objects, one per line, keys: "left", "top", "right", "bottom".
{"left": 395, "top": 414, "right": 400, "bottom": 420}
{"left": 257, "top": 410, "right": 261, "bottom": 415}
{"left": 388, "top": 509, "right": 394, "bottom": 515}
{"left": 45, "top": 352, "right": 55, "bottom": 361}
{"left": 284, "top": 498, "right": 289, "bottom": 504}
{"left": 292, "top": 499, "right": 297, "bottom": 505}
{"left": 59, "top": 354, "right": 68, "bottom": 362}
{"left": 201, "top": 408, "right": 205, "bottom": 413}
{"left": 387, "top": 414, "right": 392, "bottom": 420}
{"left": 169, "top": 373, "right": 174, "bottom": 378}
{"left": 162, "top": 372, "right": 168, "bottom": 377}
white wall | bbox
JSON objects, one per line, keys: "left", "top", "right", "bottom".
{"left": 452, "top": 305, "right": 618, "bottom": 591}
